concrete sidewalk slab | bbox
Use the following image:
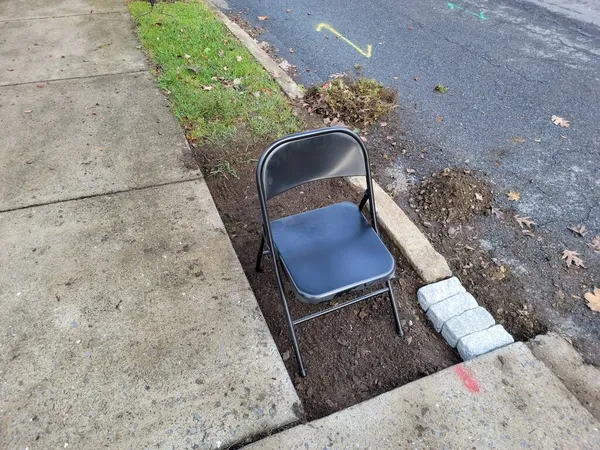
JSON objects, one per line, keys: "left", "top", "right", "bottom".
{"left": 0, "top": 72, "right": 199, "bottom": 211}
{"left": 246, "top": 343, "right": 600, "bottom": 449}
{"left": 0, "top": 13, "right": 146, "bottom": 86}
{"left": 0, "top": 0, "right": 124, "bottom": 20}
{"left": 0, "top": 180, "right": 300, "bottom": 449}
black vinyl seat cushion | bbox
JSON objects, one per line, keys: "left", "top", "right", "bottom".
{"left": 270, "top": 202, "right": 395, "bottom": 304}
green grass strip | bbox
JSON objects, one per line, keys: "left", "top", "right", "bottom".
{"left": 128, "top": 1, "right": 299, "bottom": 143}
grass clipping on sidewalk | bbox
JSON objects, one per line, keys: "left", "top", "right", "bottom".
{"left": 128, "top": 0, "right": 299, "bottom": 144}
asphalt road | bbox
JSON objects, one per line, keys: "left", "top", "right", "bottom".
{"left": 219, "top": 0, "right": 600, "bottom": 361}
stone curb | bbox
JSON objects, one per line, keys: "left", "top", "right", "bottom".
{"left": 203, "top": 0, "right": 452, "bottom": 285}
{"left": 202, "top": 0, "right": 303, "bottom": 100}
{"left": 418, "top": 277, "right": 514, "bottom": 360}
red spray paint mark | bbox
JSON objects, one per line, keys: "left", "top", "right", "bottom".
{"left": 453, "top": 365, "right": 480, "bottom": 393}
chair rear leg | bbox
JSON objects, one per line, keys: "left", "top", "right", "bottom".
{"left": 387, "top": 280, "right": 404, "bottom": 337}
{"left": 255, "top": 235, "right": 265, "bottom": 272}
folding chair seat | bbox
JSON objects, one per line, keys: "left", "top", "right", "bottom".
{"left": 256, "top": 127, "right": 403, "bottom": 377}
{"left": 271, "top": 202, "right": 395, "bottom": 303}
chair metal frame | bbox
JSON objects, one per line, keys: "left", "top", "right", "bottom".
{"left": 256, "top": 127, "right": 403, "bottom": 377}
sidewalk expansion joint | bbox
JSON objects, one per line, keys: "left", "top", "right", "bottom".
{"left": 0, "top": 177, "right": 202, "bottom": 214}
{"left": 0, "top": 11, "right": 127, "bottom": 23}
{"left": 0, "top": 69, "right": 150, "bottom": 89}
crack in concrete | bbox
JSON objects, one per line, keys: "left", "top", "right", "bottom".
{"left": 0, "top": 177, "right": 202, "bottom": 215}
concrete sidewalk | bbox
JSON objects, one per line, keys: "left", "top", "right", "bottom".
{"left": 247, "top": 343, "right": 600, "bottom": 449}
{"left": 0, "top": 1, "right": 299, "bottom": 449}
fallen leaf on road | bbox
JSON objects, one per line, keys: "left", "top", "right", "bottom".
{"left": 507, "top": 191, "right": 520, "bottom": 201}
{"left": 515, "top": 215, "right": 536, "bottom": 229}
{"left": 562, "top": 250, "right": 586, "bottom": 268}
{"left": 408, "top": 26, "right": 414, "bottom": 31}
{"left": 522, "top": 230, "right": 535, "bottom": 237}
{"left": 289, "top": 48, "right": 295, "bottom": 53}
{"left": 584, "top": 288, "right": 600, "bottom": 312}
{"left": 588, "top": 236, "right": 600, "bottom": 252}
{"left": 568, "top": 224, "right": 587, "bottom": 237}
{"left": 414, "top": 76, "right": 419, "bottom": 81}
{"left": 435, "top": 115, "right": 444, "bottom": 123}
{"left": 551, "top": 115, "right": 570, "bottom": 127}
{"left": 406, "top": 168, "right": 416, "bottom": 174}
{"left": 286, "top": 9, "right": 291, "bottom": 13}
{"left": 491, "top": 207, "right": 503, "bottom": 218}
{"left": 257, "top": 15, "right": 268, "bottom": 21}
{"left": 360, "top": 136, "right": 367, "bottom": 142}
{"left": 236, "top": 55, "right": 243, "bottom": 62}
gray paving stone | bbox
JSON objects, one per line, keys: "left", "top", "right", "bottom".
{"left": 458, "top": 325, "right": 515, "bottom": 360}
{"left": 426, "top": 292, "right": 479, "bottom": 332}
{"left": 417, "top": 276, "right": 465, "bottom": 311}
{"left": 441, "top": 307, "right": 495, "bottom": 347}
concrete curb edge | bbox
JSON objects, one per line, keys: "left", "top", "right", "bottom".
{"left": 202, "top": 0, "right": 303, "bottom": 100}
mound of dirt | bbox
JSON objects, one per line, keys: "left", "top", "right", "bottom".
{"left": 304, "top": 77, "right": 397, "bottom": 127}
{"left": 412, "top": 169, "right": 492, "bottom": 222}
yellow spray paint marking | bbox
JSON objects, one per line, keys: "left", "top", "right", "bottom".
{"left": 316, "top": 23, "right": 372, "bottom": 58}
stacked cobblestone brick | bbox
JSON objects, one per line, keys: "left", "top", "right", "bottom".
{"left": 418, "top": 277, "right": 514, "bottom": 360}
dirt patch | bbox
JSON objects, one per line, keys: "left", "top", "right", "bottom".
{"left": 193, "top": 136, "right": 459, "bottom": 421}
{"left": 304, "top": 77, "right": 397, "bottom": 128}
{"left": 411, "top": 169, "right": 493, "bottom": 223}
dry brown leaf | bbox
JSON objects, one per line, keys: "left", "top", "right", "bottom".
{"left": 584, "top": 288, "right": 600, "bottom": 312}
{"left": 551, "top": 115, "right": 570, "bottom": 127}
{"left": 522, "top": 229, "right": 535, "bottom": 237}
{"left": 257, "top": 15, "right": 268, "bottom": 20}
{"left": 289, "top": 48, "right": 295, "bottom": 53}
{"left": 515, "top": 215, "right": 536, "bottom": 229}
{"left": 507, "top": 191, "right": 520, "bottom": 201}
{"left": 588, "top": 236, "right": 600, "bottom": 252}
{"left": 561, "top": 250, "right": 586, "bottom": 268}
{"left": 568, "top": 224, "right": 587, "bottom": 237}
{"left": 491, "top": 207, "right": 503, "bottom": 218}
{"left": 236, "top": 55, "right": 243, "bottom": 62}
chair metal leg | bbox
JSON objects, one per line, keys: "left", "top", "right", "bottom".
{"left": 255, "top": 235, "right": 265, "bottom": 272}
{"left": 387, "top": 280, "right": 404, "bottom": 337}
{"left": 358, "top": 190, "right": 369, "bottom": 212}
{"left": 275, "top": 258, "right": 307, "bottom": 377}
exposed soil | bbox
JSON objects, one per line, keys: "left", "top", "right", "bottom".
{"left": 411, "top": 169, "right": 493, "bottom": 223}
{"left": 363, "top": 117, "right": 548, "bottom": 342}
{"left": 192, "top": 132, "right": 459, "bottom": 421}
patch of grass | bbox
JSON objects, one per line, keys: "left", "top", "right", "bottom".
{"left": 304, "top": 77, "right": 397, "bottom": 127}
{"left": 209, "top": 160, "right": 238, "bottom": 179}
{"left": 128, "top": 1, "right": 299, "bottom": 144}
{"left": 434, "top": 83, "right": 448, "bottom": 93}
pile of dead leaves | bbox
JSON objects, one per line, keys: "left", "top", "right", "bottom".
{"left": 411, "top": 169, "right": 493, "bottom": 222}
{"left": 304, "top": 77, "right": 397, "bottom": 127}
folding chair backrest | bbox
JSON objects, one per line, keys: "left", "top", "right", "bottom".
{"left": 257, "top": 127, "right": 368, "bottom": 200}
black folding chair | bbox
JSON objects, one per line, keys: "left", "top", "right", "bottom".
{"left": 256, "top": 127, "right": 404, "bottom": 377}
